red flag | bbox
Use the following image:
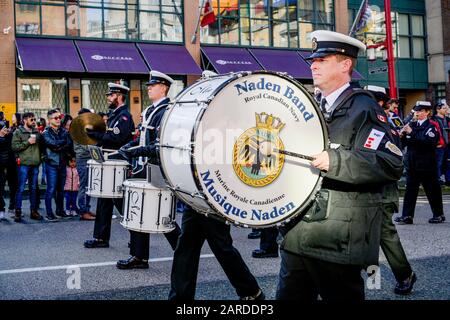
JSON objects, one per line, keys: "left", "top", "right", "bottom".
{"left": 201, "top": 0, "right": 216, "bottom": 27}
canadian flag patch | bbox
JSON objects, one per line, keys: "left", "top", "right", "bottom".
{"left": 364, "top": 129, "right": 385, "bottom": 150}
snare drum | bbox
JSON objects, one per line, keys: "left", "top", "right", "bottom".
{"left": 86, "top": 159, "right": 129, "bottom": 198}
{"left": 158, "top": 71, "right": 328, "bottom": 228}
{"left": 121, "top": 179, "right": 176, "bottom": 233}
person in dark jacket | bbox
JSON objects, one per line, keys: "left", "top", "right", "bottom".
{"left": 83, "top": 82, "right": 135, "bottom": 248}
{"left": 73, "top": 108, "right": 96, "bottom": 221}
{"left": 365, "top": 85, "right": 416, "bottom": 295}
{"left": 276, "top": 31, "right": 403, "bottom": 301}
{"left": 42, "top": 108, "right": 73, "bottom": 220}
{"left": 0, "top": 115, "right": 18, "bottom": 221}
{"left": 432, "top": 102, "right": 449, "bottom": 184}
{"left": 395, "top": 101, "right": 445, "bottom": 224}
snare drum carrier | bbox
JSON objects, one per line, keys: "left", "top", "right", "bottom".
{"left": 158, "top": 71, "right": 328, "bottom": 228}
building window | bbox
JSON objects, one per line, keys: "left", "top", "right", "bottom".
{"left": 22, "top": 84, "right": 40, "bottom": 102}
{"left": 349, "top": 6, "right": 426, "bottom": 60}
{"left": 434, "top": 83, "right": 446, "bottom": 104}
{"left": 18, "top": 78, "right": 68, "bottom": 119}
{"left": 14, "top": 0, "right": 183, "bottom": 43}
{"left": 200, "top": 0, "right": 334, "bottom": 49}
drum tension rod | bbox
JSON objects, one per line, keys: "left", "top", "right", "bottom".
{"left": 167, "top": 185, "right": 206, "bottom": 200}
{"left": 159, "top": 143, "right": 192, "bottom": 151}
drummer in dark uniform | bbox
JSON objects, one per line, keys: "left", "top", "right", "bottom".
{"left": 366, "top": 85, "right": 416, "bottom": 295}
{"left": 115, "top": 71, "right": 181, "bottom": 269}
{"left": 276, "top": 30, "right": 404, "bottom": 300}
{"left": 83, "top": 82, "right": 135, "bottom": 248}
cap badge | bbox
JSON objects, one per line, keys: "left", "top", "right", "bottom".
{"left": 312, "top": 37, "right": 318, "bottom": 51}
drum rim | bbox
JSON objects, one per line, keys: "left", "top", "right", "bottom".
{"left": 160, "top": 70, "right": 329, "bottom": 228}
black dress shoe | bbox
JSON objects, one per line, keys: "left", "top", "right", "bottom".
{"left": 116, "top": 256, "right": 149, "bottom": 269}
{"left": 428, "top": 215, "right": 445, "bottom": 223}
{"left": 394, "top": 216, "right": 413, "bottom": 224}
{"left": 240, "top": 289, "right": 265, "bottom": 300}
{"left": 247, "top": 230, "right": 261, "bottom": 239}
{"left": 84, "top": 239, "right": 109, "bottom": 248}
{"left": 394, "top": 272, "right": 417, "bottom": 295}
{"left": 252, "top": 249, "right": 279, "bottom": 258}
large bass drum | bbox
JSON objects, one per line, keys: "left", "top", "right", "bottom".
{"left": 158, "top": 71, "right": 328, "bottom": 228}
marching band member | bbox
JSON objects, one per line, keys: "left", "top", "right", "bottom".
{"left": 116, "top": 71, "right": 181, "bottom": 269}
{"left": 365, "top": 85, "right": 416, "bottom": 295}
{"left": 83, "top": 82, "right": 135, "bottom": 248}
{"left": 276, "top": 31, "right": 404, "bottom": 300}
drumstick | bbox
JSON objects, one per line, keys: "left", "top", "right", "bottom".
{"left": 273, "top": 148, "right": 315, "bottom": 161}
{"left": 107, "top": 146, "right": 141, "bottom": 157}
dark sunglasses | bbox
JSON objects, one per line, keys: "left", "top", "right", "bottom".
{"left": 50, "top": 115, "right": 62, "bottom": 120}
{"left": 29, "top": 118, "right": 36, "bottom": 122}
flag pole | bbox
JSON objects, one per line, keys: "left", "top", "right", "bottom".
{"left": 191, "top": 0, "right": 206, "bottom": 44}
{"left": 349, "top": 0, "right": 366, "bottom": 36}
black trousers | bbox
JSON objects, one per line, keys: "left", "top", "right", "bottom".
{"left": 259, "top": 227, "right": 279, "bottom": 252}
{"left": 93, "top": 197, "right": 123, "bottom": 242}
{"left": 0, "top": 162, "right": 17, "bottom": 211}
{"left": 380, "top": 204, "right": 412, "bottom": 282}
{"left": 402, "top": 170, "right": 444, "bottom": 218}
{"left": 276, "top": 249, "right": 364, "bottom": 301}
{"left": 168, "top": 209, "right": 260, "bottom": 300}
{"left": 129, "top": 223, "right": 181, "bottom": 260}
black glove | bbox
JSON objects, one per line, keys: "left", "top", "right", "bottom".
{"left": 117, "top": 148, "right": 131, "bottom": 162}
{"left": 86, "top": 128, "right": 104, "bottom": 141}
{"left": 126, "top": 146, "right": 145, "bottom": 158}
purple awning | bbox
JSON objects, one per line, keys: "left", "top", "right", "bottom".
{"left": 76, "top": 40, "right": 148, "bottom": 74}
{"left": 249, "top": 48, "right": 312, "bottom": 78}
{"left": 201, "top": 47, "right": 263, "bottom": 73}
{"left": 298, "top": 50, "right": 363, "bottom": 80}
{"left": 137, "top": 43, "right": 202, "bottom": 75}
{"left": 16, "top": 38, "right": 84, "bottom": 72}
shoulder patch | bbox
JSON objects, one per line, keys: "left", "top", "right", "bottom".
{"left": 113, "top": 127, "right": 120, "bottom": 135}
{"left": 377, "top": 114, "right": 387, "bottom": 123}
{"left": 385, "top": 141, "right": 403, "bottom": 156}
{"left": 364, "top": 128, "right": 385, "bottom": 150}
{"left": 122, "top": 116, "right": 128, "bottom": 121}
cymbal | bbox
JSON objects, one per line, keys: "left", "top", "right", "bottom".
{"left": 69, "top": 113, "right": 106, "bottom": 145}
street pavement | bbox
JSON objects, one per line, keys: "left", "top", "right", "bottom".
{"left": 0, "top": 196, "right": 449, "bottom": 300}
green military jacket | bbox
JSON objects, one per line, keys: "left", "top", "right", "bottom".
{"left": 11, "top": 126, "right": 42, "bottom": 166}
{"left": 280, "top": 88, "right": 403, "bottom": 267}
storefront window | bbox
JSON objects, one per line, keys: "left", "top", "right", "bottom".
{"left": 104, "top": 9, "right": 127, "bottom": 39}
{"left": 15, "top": 3, "right": 40, "bottom": 35}
{"left": 14, "top": 0, "right": 183, "bottom": 43}
{"left": 42, "top": 5, "right": 66, "bottom": 36}
{"left": 17, "top": 78, "right": 68, "bottom": 119}
{"left": 200, "top": 0, "right": 334, "bottom": 49}
{"left": 81, "top": 79, "right": 112, "bottom": 114}
{"left": 80, "top": 7, "right": 103, "bottom": 38}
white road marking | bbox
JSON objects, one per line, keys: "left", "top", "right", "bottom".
{"left": 0, "top": 254, "right": 215, "bottom": 275}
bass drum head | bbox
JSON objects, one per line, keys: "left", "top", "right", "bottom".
{"left": 192, "top": 71, "right": 328, "bottom": 228}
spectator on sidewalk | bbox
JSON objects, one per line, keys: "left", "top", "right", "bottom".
{"left": 74, "top": 108, "right": 95, "bottom": 221}
{"left": 11, "top": 112, "right": 43, "bottom": 222}
{"left": 0, "top": 115, "right": 18, "bottom": 221}
{"left": 64, "top": 157, "right": 79, "bottom": 216}
{"left": 432, "top": 102, "right": 450, "bottom": 184}
{"left": 42, "top": 108, "right": 73, "bottom": 220}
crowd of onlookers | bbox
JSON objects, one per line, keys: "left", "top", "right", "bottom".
{"left": 0, "top": 99, "right": 449, "bottom": 223}
{"left": 0, "top": 108, "right": 109, "bottom": 222}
